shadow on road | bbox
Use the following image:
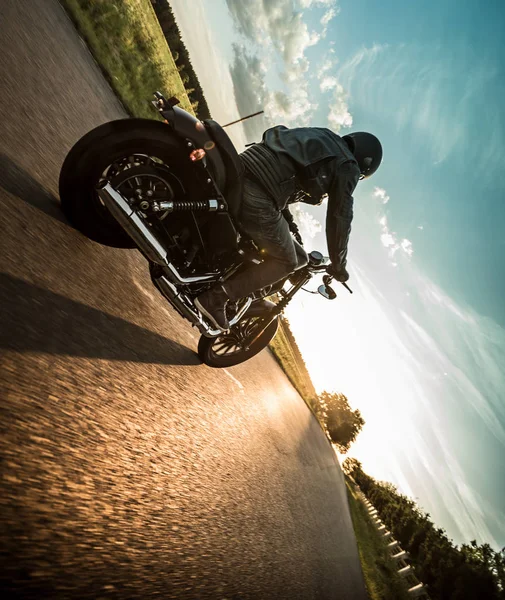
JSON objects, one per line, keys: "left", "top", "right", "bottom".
{"left": 0, "top": 152, "right": 68, "bottom": 225}
{"left": 0, "top": 273, "right": 201, "bottom": 365}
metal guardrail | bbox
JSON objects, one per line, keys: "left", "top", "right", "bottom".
{"left": 356, "top": 487, "right": 431, "bottom": 599}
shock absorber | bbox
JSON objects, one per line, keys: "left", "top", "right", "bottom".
{"left": 152, "top": 199, "right": 219, "bottom": 213}
{"left": 275, "top": 273, "right": 310, "bottom": 312}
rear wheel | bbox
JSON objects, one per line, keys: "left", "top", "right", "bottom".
{"left": 198, "top": 316, "right": 279, "bottom": 368}
{"left": 59, "top": 119, "right": 199, "bottom": 247}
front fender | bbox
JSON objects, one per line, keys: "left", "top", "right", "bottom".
{"left": 244, "top": 299, "right": 277, "bottom": 318}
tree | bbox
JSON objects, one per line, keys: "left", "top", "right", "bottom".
{"left": 342, "top": 457, "right": 363, "bottom": 478}
{"left": 319, "top": 392, "right": 365, "bottom": 453}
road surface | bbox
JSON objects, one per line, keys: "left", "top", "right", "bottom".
{"left": 0, "top": 1, "right": 368, "bottom": 598}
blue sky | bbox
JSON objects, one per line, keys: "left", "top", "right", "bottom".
{"left": 170, "top": 0, "right": 505, "bottom": 549}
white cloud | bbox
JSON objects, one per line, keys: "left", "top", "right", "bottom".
{"left": 300, "top": 0, "right": 337, "bottom": 8}
{"left": 401, "top": 238, "right": 413, "bottom": 257}
{"left": 226, "top": 0, "right": 324, "bottom": 65}
{"left": 292, "top": 205, "right": 323, "bottom": 239}
{"left": 380, "top": 232, "right": 397, "bottom": 248}
{"left": 320, "top": 75, "right": 339, "bottom": 92}
{"left": 320, "top": 6, "right": 339, "bottom": 36}
{"left": 226, "top": 0, "right": 343, "bottom": 127}
{"left": 317, "top": 57, "right": 338, "bottom": 79}
{"left": 229, "top": 45, "right": 319, "bottom": 135}
{"left": 321, "top": 7, "right": 338, "bottom": 27}
{"left": 374, "top": 188, "right": 413, "bottom": 260}
{"left": 315, "top": 54, "right": 351, "bottom": 129}
{"left": 327, "top": 83, "right": 353, "bottom": 130}
{"left": 373, "top": 186, "right": 390, "bottom": 204}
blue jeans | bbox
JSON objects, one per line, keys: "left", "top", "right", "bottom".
{"left": 223, "top": 178, "right": 308, "bottom": 301}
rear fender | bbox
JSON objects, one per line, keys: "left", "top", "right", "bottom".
{"left": 161, "top": 106, "right": 227, "bottom": 190}
{"left": 77, "top": 115, "right": 227, "bottom": 192}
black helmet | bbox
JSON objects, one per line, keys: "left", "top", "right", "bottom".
{"left": 342, "top": 132, "right": 383, "bottom": 179}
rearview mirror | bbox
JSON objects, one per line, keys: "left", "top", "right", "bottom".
{"left": 318, "top": 284, "right": 337, "bottom": 300}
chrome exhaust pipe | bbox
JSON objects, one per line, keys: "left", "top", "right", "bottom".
{"left": 152, "top": 275, "right": 206, "bottom": 331}
{"left": 96, "top": 182, "right": 216, "bottom": 284}
{"left": 97, "top": 182, "right": 169, "bottom": 266}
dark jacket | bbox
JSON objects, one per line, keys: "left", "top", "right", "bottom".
{"left": 240, "top": 125, "right": 360, "bottom": 271}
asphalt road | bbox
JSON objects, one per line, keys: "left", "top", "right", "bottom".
{"left": 0, "top": 1, "right": 368, "bottom": 598}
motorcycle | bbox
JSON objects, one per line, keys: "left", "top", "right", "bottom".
{"left": 59, "top": 92, "right": 350, "bottom": 367}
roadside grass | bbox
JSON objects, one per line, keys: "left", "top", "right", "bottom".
{"left": 60, "top": 0, "right": 194, "bottom": 118}
{"left": 269, "top": 319, "right": 317, "bottom": 407}
{"left": 345, "top": 480, "right": 411, "bottom": 600}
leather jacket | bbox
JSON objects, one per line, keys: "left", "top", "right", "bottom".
{"left": 240, "top": 126, "right": 361, "bottom": 271}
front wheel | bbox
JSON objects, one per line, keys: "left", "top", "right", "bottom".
{"left": 198, "top": 316, "right": 279, "bottom": 368}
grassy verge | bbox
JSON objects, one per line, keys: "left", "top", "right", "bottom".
{"left": 345, "top": 481, "right": 411, "bottom": 600}
{"left": 60, "top": 0, "right": 194, "bottom": 117}
{"left": 269, "top": 318, "right": 316, "bottom": 407}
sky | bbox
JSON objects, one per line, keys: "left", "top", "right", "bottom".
{"left": 169, "top": 0, "right": 505, "bottom": 549}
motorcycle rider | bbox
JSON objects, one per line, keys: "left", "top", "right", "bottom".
{"left": 195, "top": 126, "right": 383, "bottom": 330}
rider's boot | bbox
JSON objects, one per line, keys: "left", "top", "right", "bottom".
{"left": 195, "top": 285, "right": 230, "bottom": 331}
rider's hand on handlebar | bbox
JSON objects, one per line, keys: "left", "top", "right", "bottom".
{"left": 326, "top": 263, "right": 349, "bottom": 283}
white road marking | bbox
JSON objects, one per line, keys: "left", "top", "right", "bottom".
{"left": 223, "top": 369, "right": 245, "bottom": 393}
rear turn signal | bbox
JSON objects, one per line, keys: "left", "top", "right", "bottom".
{"left": 189, "top": 148, "right": 206, "bottom": 161}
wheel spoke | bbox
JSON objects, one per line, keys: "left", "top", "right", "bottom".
{"left": 212, "top": 342, "right": 230, "bottom": 352}
{"left": 216, "top": 341, "right": 236, "bottom": 352}
{"left": 212, "top": 338, "right": 235, "bottom": 349}
{"left": 213, "top": 339, "right": 240, "bottom": 355}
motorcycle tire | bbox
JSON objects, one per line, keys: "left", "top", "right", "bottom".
{"left": 59, "top": 118, "right": 195, "bottom": 248}
{"left": 198, "top": 317, "right": 279, "bottom": 368}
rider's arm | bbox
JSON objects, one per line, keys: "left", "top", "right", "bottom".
{"left": 282, "top": 206, "right": 295, "bottom": 225}
{"left": 282, "top": 206, "right": 303, "bottom": 245}
{"left": 325, "top": 161, "right": 361, "bottom": 274}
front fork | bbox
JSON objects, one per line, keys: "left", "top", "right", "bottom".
{"left": 246, "top": 270, "right": 311, "bottom": 347}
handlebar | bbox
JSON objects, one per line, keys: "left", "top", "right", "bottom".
{"left": 308, "top": 263, "right": 329, "bottom": 272}
{"left": 322, "top": 274, "right": 353, "bottom": 293}
{"left": 315, "top": 271, "right": 352, "bottom": 294}
{"left": 306, "top": 255, "right": 353, "bottom": 293}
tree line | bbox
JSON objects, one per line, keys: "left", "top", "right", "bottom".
{"left": 343, "top": 458, "right": 505, "bottom": 599}
{"left": 151, "top": 0, "right": 211, "bottom": 119}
